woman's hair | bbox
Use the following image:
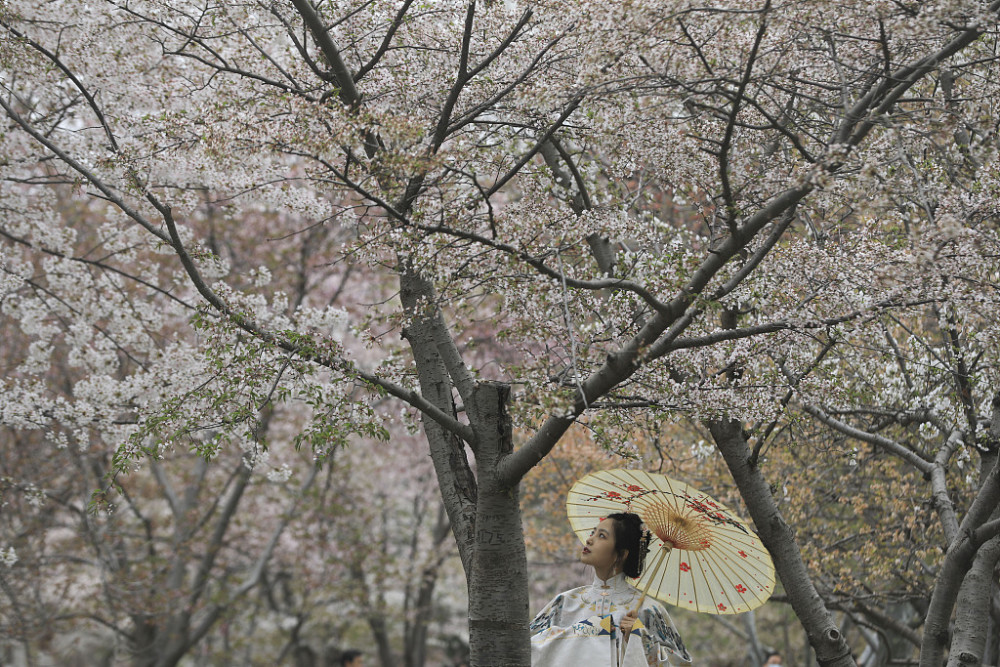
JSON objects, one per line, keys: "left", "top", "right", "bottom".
{"left": 606, "top": 512, "right": 652, "bottom": 578}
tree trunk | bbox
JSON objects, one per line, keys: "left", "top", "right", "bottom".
{"left": 985, "top": 597, "right": 1000, "bottom": 667}
{"left": 404, "top": 503, "right": 449, "bottom": 667}
{"left": 403, "top": 577, "right": 432, "bottom": 667}
{"left": 945, "top": 446, "right": 1000, "bottom": 667}
{"left": 922, "top": 396, "right": 1000, "bottom": 667}
{"left": 945, "top": 535, "right": 1000, "bottom": 667}
{"left": 707, "top": 419, "right": 857, "bottom": 667}
{"left": 398, "top": 270, "right": 478, "bottom": 573}
{"left": 369, "top": 614, "right": 396, "bottom": 667}
{"left": 467, "top": 382, "right": 530, "bottom": 667}
{"left": 398, "top": 273, "right": 528, "bottom": 665}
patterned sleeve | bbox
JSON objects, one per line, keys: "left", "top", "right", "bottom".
{"left": 635, "top": 603, "right": 692, "bottom": 665}
{"left": 529, "top": 594, "right": 565, "bottom": 635}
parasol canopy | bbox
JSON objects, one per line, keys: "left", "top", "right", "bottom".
{"left": 567, "top": 468, "right": 775, "bottom": 615}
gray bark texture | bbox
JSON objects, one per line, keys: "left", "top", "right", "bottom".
{"left": 467, "top": 383, "right": 530, "bottom": 666}
{"left": 944, "top": 533, "right": 1000, "bottom": 667}
{"left": 985, "top": 605, "right": 1000, "bottom": 667}
{"left": 399, "top": 271, "right": 478, "bottom": 571}
{"left": 400, "top": 270, "right": 529, "bottom": 666}
{"left": 928, "top": 397, "right": 1000, "bottom": 667}
{"left": 707, "top": 419, "right": 857, "bottom": 667}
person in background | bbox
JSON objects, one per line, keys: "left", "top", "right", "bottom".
{"left": 763, "top": 650, "right": 783, "bottom": 667}
{"left": 340, "top": 649, "right": 363, "bottom": 667}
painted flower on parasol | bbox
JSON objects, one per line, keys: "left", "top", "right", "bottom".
{"left": 567, "top": 468, "right": 775, "bottom": 615}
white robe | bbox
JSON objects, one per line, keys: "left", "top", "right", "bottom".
{"left": 530, "top": 573, "right": 692, "bottom": 666}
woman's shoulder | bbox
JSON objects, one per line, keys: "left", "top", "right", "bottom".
{"left": 553, "top": 584, "right": 590, "bottom": 600}
{"left": 537, "top": 584, "right": 587, "bottom": 608}
{"left": 629, "top": 592, "right": 677, "bottom": 618}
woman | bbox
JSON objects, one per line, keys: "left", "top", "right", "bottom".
{"left": 530, "top": 513, "right": 692, "bottom": 666}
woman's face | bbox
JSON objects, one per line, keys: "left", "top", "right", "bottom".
{"left": 581, "top": 518, "right": 619, "bottom": 571}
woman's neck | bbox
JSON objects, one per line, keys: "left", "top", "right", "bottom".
{"left": 593, "top": 565, "right": 620, "bottom": 582}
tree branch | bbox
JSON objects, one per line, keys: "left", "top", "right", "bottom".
{"left": 353, "top": 0, "right": 416, "bottom": 83}
{"left": 289, "top": 0, "right": 362, "bottom": 107}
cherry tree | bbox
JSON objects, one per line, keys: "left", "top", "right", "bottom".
{"left": 0, "top": 412, "right": 319, "bottom": 666}
{"left": 725, "top": 145, "right": 1000, "bottom": 667}
{"left": 3, "top": 1, "right": 1000, "bottom": 665}
{"left": 0, "top": 185, "right": 460, "bottom": 665}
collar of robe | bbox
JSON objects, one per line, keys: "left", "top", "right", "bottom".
{"left": 591, "top": 571, "right": 631, "bottom": 592}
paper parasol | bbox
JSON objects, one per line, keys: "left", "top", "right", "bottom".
{"left": 567, "top": 468, "right": 775, "bottom": 615}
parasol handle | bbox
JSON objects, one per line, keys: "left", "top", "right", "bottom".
{"left": 619, "top": 545, "right": 670, "bottom": 665}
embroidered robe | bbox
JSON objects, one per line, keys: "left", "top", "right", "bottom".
{"left": 530, "top": 573, "right": 692, "bottom": 666}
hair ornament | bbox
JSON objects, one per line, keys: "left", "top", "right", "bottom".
{"left": 639, "top": 527, "right": 653, "bottom": 564}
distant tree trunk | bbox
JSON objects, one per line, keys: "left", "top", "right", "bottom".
{"left": 293, "top": 645, "right": 317, "bottom": 667}
{"left": 707, "top": 419, "right": 857, "bottom": 667}
{"left": 882, "top": 602, "right": 921, "bottom": 665}
{"left": 404, "top": 503, "right": 450, "bottom": 667}
{"left": 403, "top": 574, "right": 432, "bottom": 667}
{"left": 369, "top": 614, "right": 396, "bottom": 667}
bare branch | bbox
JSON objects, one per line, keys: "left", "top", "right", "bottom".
{"left": 353, "top": 0, "right": 417, "bottom": 83}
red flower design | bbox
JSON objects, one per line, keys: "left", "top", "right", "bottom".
{"left": 738, "top": 550, "right": 747, "bottom": 558}
{"left": 606, "top": 491, "right": 622, "bottom": 499}
{"left": 735, "top": 584, "right": 747, "bottom": 594}
{"left": 718, "top": 603, "right": 727, "bottom": 611}
{"left": 679, "top": 562, "right": 690, "bottom": 572}
{"left": 626, "top": 484, "right": 642, "bottom": 492}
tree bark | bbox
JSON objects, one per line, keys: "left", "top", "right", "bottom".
{"left": 942, "top": 411, "right": 1000, "bottom": 667}
{"left": 945, "top": 534, "right": 1000, "bottom": 667}
{"left": 985, "top": 599, "right": 1000, "bottom": 667}
{"left": 399, "top": 270, "right": 478, "bottom": 574}
{"left": 466, "top": 382, "right": 530, "bottom": 667}
{"left": 369, "top": 614, "right": 396, "bottom": 667}
{"left": 399, "top": 272, "right": 529, "bottom": 665}
{"left": 922, "top": 395, "right": 1000, "bottom": 667}
{"left": 708, "top": 419, "right": 857, "bottom": 667}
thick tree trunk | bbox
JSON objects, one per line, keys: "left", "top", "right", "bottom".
{"left": 467, "top": 382, "right": 530, "bottom": 667}
{"left": 922, "top": 487, "right": 1000, "bottom": 667}
{"left": 921, "top": 397, "right": 1000, "bottom": 667}
{"left": 945, "top": 535, "right": 1000, "bottom": 667}
{"left": 985, "top": 600, "right": 1000, "bottom": 667}
{"left": 399, "top": 272, "right": 529, "bottom": 665}
{"left": 944, "top": 445, "right": 1000, "bottom": 667}
{"left": 707, "top": 419, "right": 857, "bottom": 667}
